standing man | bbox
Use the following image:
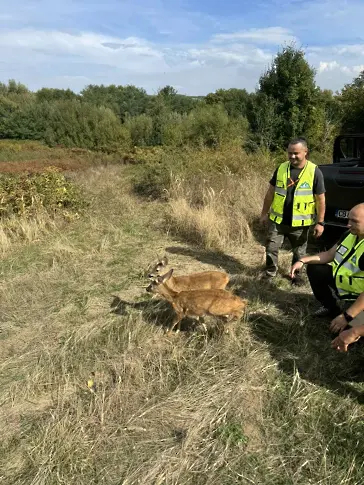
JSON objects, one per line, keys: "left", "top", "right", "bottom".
{"left": 260, "top": 138, "right": 326, "bottom": 283}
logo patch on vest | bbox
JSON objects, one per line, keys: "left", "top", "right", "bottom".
{"left": 337, "top": 245, "right": 347, "bottom": 255}
{"left": 299, "top": 182, "right": 311, "bottom": 189}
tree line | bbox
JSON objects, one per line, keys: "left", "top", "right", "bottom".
{"left": 0, "top": 45, "right": 363, "bottom": 154}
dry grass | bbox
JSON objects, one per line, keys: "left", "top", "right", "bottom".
{"left": 0, "top": 211, "right": 58, "bottom": 256}
{"left": 0, "top": 139, "right": 134, "bottom": 173}
{"left": 165, "top": 172, "right": 266, "bottom": 250}
{"left": 1, "top": 150, "right": 364, "bottom": 485}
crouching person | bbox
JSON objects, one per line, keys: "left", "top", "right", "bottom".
{"left": 331, "top": 293, "right": 364, "bottom": 352}
{"left": 290, "top": 203, "right": 364, "bottom": 334}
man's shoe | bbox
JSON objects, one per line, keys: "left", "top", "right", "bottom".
{"left": 265, "top": 269, "right": 277, "bottom": 278}
{"left": 312, "top": 306, "right": 341, "bottom": 318}
{"left": 312, "top": 306, "right": 331, "bottom": 318}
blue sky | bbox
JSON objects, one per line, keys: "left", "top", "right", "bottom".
{"left": 0, "top": 0, "right": 363, "bottom": 95}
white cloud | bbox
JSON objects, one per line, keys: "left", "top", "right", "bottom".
{"left": 0, "top": 30, "right": 168, "bottom": 73}
{"left": 318, "top": 61, "right": 364, "bottom": 76}
{"left": 318, "top": 61, "right": 341, "bottom": 73}
{"left": 1, "top": 0, "right": 364, "bottom": 94}
{"left": 0, "top": 25, "right": 363, "bottom": 94}
{"left": 305, "top": 41, "right": 364, "bottom": 91}
{"left": 212, "top": 27, "right": 297, "bottom": 45}
{"left": 0, "top": 28, "right": 275, "bottom": 93}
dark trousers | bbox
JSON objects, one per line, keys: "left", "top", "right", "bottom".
{"left": 306, "top": 264, "right": 342, "bottom": 317}
{"left": 265, "top": 221, "right": 310, "bottom": 272}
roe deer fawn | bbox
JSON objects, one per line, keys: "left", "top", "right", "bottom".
{"left": 146, "top": 269, "right": 247, "bottom": 333}
{"left": 146, "top": 255, "right": 229, "bottom": 292}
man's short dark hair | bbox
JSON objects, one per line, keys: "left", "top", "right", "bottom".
{"left": 288, "top": 137, "right": 308, "bottom": 149}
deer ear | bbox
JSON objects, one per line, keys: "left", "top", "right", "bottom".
{"left": 161, "top": 268, "right": 173, "bottom": 283}
{"left": 161, "top": 255, "right": 169, "bottom": 267}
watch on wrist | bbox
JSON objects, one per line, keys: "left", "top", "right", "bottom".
{"left": 343, "top": 311, "right": 354, "bottom": 323}
{"left": 317, "top": 221, "right": 325, "bottom": 227}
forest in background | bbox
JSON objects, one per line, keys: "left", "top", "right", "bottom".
{"left": 1, "top": 45, "right": 363, "bottom": 156}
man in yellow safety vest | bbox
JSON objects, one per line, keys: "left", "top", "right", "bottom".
{"left": 290, "top": 203, "right": 364, "bottom": 351}
{"left": 260, "top": 138, "right": 326, "bottom": 283}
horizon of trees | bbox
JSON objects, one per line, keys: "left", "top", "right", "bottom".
{"left": 0, "top": 45, "right": 363, "bottom": 154}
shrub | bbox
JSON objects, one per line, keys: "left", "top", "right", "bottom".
{"left": 44, "top": 100, "right": 131, "bottom": 153}
{"left": 0, "top": 167, "right": 86, "bottom": 218}
{"left": 131, "top": 144, "right": 274, "bottom": 201}
{"left": 161, "top": 112, "right": 187, "bottom": 147}
{"left": 132, "top": 161, "right": 172, "bottom": 199}
{"left": 124, "top": 114, "right": 153, "bottom": 146}
{"left": 183, "top": 104, "right": 248, "bottom": 148}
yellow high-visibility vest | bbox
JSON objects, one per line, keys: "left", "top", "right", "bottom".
{"left": 269, "top": 160, "right": 316, "bottom": 226}
{"left": 332, "top": 232, "right": 364, "bottom": 300}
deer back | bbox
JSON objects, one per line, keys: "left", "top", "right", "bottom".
{"left": 146, "top": 255, "right": 229, "bottom": 293}
{"left": 173, "top": 288, "right": 247, "bottom": 317}
{"left": 167, "top": 271, "right": 229, "bottom": 292}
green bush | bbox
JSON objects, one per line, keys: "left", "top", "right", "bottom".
{"left": 161, "top": 112, "right": 186, "bottom": 146}
{"left": 4, "top": 102, "right": 50, "bottom": 140}
{"left": 0, "top": 167, "right": 86, "bottom": 218}
{"left": 44, "top": 100, "right": 131, "bottom": 153}
{"left": 132, "top": 160, "right": 172, "bottom": 199}
{"left": 183, "top": 104, "right": 247, "bottom": 148}
{"left": 131, "top": 144, "right": 274, "bottom": 201}
{"left": 124, "top": 114, "right": 153, "bottom": 146}
{"left": 0, "top": 98, "right": 131, "bottom": 153}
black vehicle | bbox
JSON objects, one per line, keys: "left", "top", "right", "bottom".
{"left": 317, "top": 133, "right": 364, "bottom": 247}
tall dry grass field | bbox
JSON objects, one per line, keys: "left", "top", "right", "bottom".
{"left": 1, "top": 144, "right": 364, "bottom": 485}
{"left": 166, "top": 171, "right": 266, "bottom": 250}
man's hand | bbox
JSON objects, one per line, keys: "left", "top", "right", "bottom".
{"left": 331, "top": 327, "right": 361, "bottom": 352}
{"left": 329, "top": 313, "right": 349, "bottom": 333}
{"left": 313, "top": 223, "right": 324, "bottom": 238}
{"left": 290, "top": 260, "right": 304, "bottom": 279}
{"left": 259, "top": 214, "right": 269, "bottom": 226}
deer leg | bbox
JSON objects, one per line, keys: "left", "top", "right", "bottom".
{"left": 196, "top": 316, "right": 207, "bottom": 333}
{"left": 221, "top": 313, "right": 239, "bottom": 334}
{"left": 227, "top": 310, "right": 243, "bottom": 321}
{"left": 224, "top": 314, "right": 234, "bottom": 322}
{"left": 169, "top": 312, "right": 182, "bottom": 333}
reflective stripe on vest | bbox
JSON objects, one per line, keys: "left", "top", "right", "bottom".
{"left": 332, "top": 233, "right": 364, "bottom": 299}
{"left": 269, "top": 160, "right": 316, "bottom": 227}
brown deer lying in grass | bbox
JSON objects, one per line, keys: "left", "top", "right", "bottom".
{"left": 146, "top": 268, "right": 247, "bottom": 333}
{"left": 147, "top": 255, "right": 229, "bottom": 292}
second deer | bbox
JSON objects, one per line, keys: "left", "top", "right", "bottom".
{"left": 146, "top": 268, "right": 247, "bottom": 333}
{"left": 147, "top": 255, "right": 229, "bottom": 292}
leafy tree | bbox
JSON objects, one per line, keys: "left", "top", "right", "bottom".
{"left": 146, "top": 95, "right": 170, "bottom": 145}
{"left": 125, "top": 114, "right": 153, "bottom": 146}
{"left": 305, "top": 89, "right": 341, "bottom": 151}
{"left": 158, "top": 85, "right": 178, "bottom": 97}
{"left": 80, "top": 84, "right": 149, "bottom": 120}
{"left": 157, "top": 85, "right": 199, "bottom": 114}
{"left": 205, "top": 88, "right": 250, "bottom": 118}
{"left": 183, "top": 104, "right": 247, "bottom": 148}
{"left": 0, "top": 84, "right": 37, "bottom": 139}
{"left": 0, "top": 79, "right": 29, "bottom": 95}
{"left": 36, "top": 88, "right": 78, "bottom": 102}
{"left": 43, "top": 100, "right": 131, "bottom": 152}
{"left": 161, "top": 112, "right": 187, "bottom": 146}
{"left": 257, "top": 44, "right": 319, "bottom": 148}
{"left": 3, "top": 102, "right": 50, "bottom": 140}
{"left": 0, "top": 96, "right": 19, "bottom": 138}
{"left": 246, "top": 93, "right": 280, "bottom": 149}
{"left": 338, "top": 71, "right": 364, "bottom": 132}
